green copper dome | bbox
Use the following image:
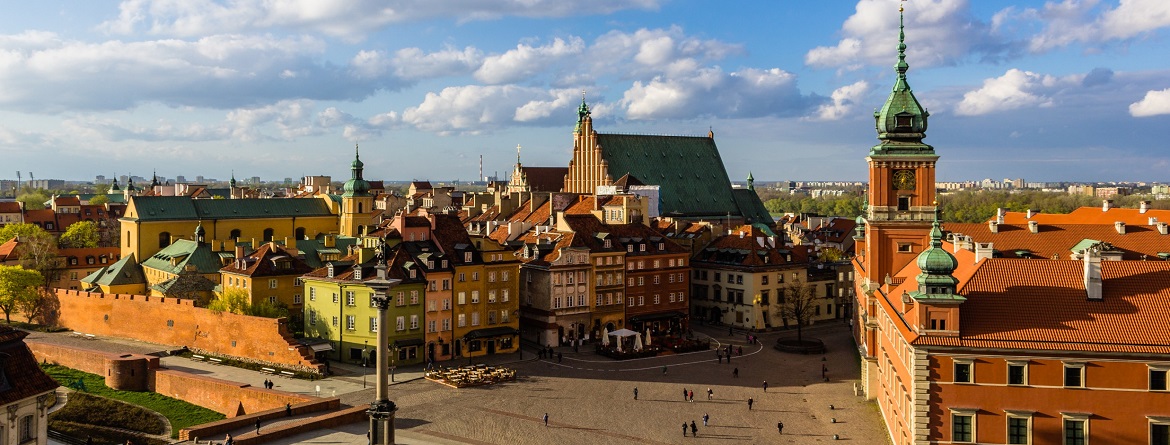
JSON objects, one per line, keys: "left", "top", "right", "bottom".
{"left": 342, "top": 144, "right": 371, "bottom": 197}
{"left": 914, "top": 209, "right": 961, "bottom": 294}
{"left": 871, "top": 10, "right": 934, "bottom": 157}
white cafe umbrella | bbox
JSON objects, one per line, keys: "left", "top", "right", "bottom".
{"left": 616, "top": 335, "right": 623, "bottom": 352}
{"left": 634, "top": 333, "right": 643, "bottom": 351}
{"left": 602, "top": 327, "right": 610, "bottom": 347}
{"left": 645, "top": 328, "right": 652, "bottom": 346}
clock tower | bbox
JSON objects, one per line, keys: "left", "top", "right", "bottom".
{"left": 860, "top": 7, "right": 938, "bottom": 290}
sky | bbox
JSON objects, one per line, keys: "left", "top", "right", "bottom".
{"left": 1, "top": 0, "right": 1168, "bottom": 184}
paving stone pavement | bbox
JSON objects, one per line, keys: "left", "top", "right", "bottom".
{"left": 31, "top": 322, "right": 891, "bottom": 444}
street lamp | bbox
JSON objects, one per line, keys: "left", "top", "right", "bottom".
{"left": 366, "top": 241, "right": 401, "bottom": 445}
{"left": 390, "top": 341, "right": 399, "bottom": 382}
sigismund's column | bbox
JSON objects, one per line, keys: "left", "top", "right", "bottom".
{"left": 367, "top": 240, "right": 401, "bottom": 445}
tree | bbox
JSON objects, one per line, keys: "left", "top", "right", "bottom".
{"left": 0, "top": 266, "right": 43, "bottom": 323}
{"left": 15, "top": 192, "right": 48, "bottom": 210}
{"left": 208, "top": 288, "right": 290, "bottom": 319}
{"left": 89, "top": 194, "right": 110, "bottom": 205}
{"left": 59, "top": 221, "right": 101, "bottom": 248}
{"left": 0, "top": 224, "right": 59, "bottom": 287}
{"left": 817, "top": 247, "right": 846, "bottom": 263}
{"left": 774, "top": 276, "right": 818, "bottom": 343}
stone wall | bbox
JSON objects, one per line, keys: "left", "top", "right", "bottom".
{"left": 29, "top": 341, "right": 318, "bottom": 418}
{"left": 178, "top": 398, "right": 341, "bottom": 441}
{"left": 46, "top": 289, "right": 321, "bottom": 373}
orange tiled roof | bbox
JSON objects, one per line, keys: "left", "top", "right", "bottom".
{"left": 0, "top": 202, "right": 21, "bottom": 213}
{"left": 54, "top": 196, "right": 81, "bottom": 206}
{"left": 995, "top": 206, "right": 1170, "bottom": 225}
{"left": 220, "top": 243, "right": 313, "bottom": 277}
{"left": 0, "top": 238, "right": 18, "bottom": 261}
{"left": 946, "top": 222, "right": 1170, "bottom": 260}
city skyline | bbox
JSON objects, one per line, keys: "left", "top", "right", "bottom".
{"left": 0, "top": 0, "right": 1168, "bottom": 183}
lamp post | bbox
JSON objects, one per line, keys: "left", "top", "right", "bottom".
{"left": 366, "top": 242, "right": 401, "bottom": 445}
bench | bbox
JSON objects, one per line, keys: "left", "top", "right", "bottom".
{"left": 84, "top": 334, "right": 97, "bottom": 340}
{"left": 191, "top": 354, "right": 206, "bottom": 361}
{"left": 261, "top": 367, "right": 277, "bottom": 375}
{"left": 209, "top": 357, "right": 224, "bottom": 364}
{"left": 279, "top": 371, "right": 296, "bottom": 378}
{"left": 72, "top": 331, "right": 85, "bottom": 338}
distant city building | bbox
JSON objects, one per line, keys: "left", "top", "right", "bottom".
{"left": 1094, "top": 186, "right": 1129, "bottom": 198}
{"left": 1068, "top": 184, "right": 1095, "bottom": 196}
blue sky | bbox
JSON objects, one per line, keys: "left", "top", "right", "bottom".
{"left": 1, "top": 0, "right": 1168, "bottom": 183}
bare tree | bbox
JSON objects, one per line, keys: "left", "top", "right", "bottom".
{"left": 775, "top": 276, "right": 817, "bottom": 343}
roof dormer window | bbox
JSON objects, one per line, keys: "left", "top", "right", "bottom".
{"left": 895, "top": 112, "right": 913, "bottom": 129}
{"left": 327, "top": 263, "right": 334, "bottom": 278}
{"left": 353, "top": 266, "right": 362, "bottom": 280}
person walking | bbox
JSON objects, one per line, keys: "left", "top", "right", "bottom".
{"left": 763, "top": 380, "right": 768, "bottom": 393}
{"left": 707, "top": 387, "right": 713, "bottom": 400}
{"left": 683, "top": 388, "right": 689, "bottom": 401}
{"left": 544, "top": 413, "right": 549, "bottom": 427}
{"left": 727, "top": 351, "right": 731, "bottom": 364}
{"left": 634, "top": 387, "right": 639, "bottom": 400}
{"left": 737, "top": 345, "right": 743, "bottom": 355}
{"left": 702, "top": 413, "right": 709, "bottom": 426}
{"left": 690, "top": 420, "right": 698, "bottom": 438}
{"left": 778, "top": 421, "right": 784, "bottom": 434}
{"left": 682, "top": 422, "right": 688, "bottom": 437}
{"left": 716, "top": 350, "right": 722, "bottom": 364}
{"left": 733, "top": 367, "right": 739, "bottom": 378}
{"left": 286, "top": 403, "right": 292, "bottom": 416}
{"left": 822, "top": 364, "right": 828, "bottom": 378}
{"left": 662, "top": 365, "right": 668, "bottom": 375}
{"left": 255, "top": 418, "right": 261, "bottom": 434}
{"left": 688, "top": 390, "right": 694, "bottom": 402}
{"left": 748, "top": 397, "right": 754, "bottom": 410}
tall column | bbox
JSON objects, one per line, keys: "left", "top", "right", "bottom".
{"left": 367, "top": 242, "right": 401, "bottom": 445}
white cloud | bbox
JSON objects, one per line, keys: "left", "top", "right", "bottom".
{"left": 588, "top": 27, "right": 743, "bottom": 79}
{"left": 401, "top": 86, "right": 580, "bottom": 134}
{"left": 954, "top": 69, "right": 1088, "bottom": 116}
{"left": 0, "top": 32, "right": 408, "bottom": 112}
{"left": 619, "top": 67, "right": 809, "bottom": 120}
{"left": 474, "top": 37, "right": 584, "bottom": 85}
{"left": 100, "top": 0, "right": 662, "bottom": 40}
{"left": 1129, "top": 88, "right": 1170, "bottom": 117}
{"left": 1019, "top": 0, "right": 1170, "bottom": 52}
{"left": 391, "top": 46, "right": 482, "bottom": 80}
{"left": 806, "top": 0, "right": 1009, "bottom": 70}
{"left": 812, "top": 81, "right": 870, "bottom": 121}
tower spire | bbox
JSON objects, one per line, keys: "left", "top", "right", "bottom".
{"left": 516, "top": 144, "right": 522, "bottom": 165}
{"left": 575, "top": 89, "right": 591, "bottom": 132}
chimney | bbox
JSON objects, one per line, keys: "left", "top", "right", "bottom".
{"left": 974, "top": 242, "right": 994, "bottom": 263}
{"left": 1026, "top": 209, "right": 1038, "bottom": 219}
{"left": 1158, "top": 222, "right": 1169, "bottom": 235}
{"left": 1115, "top": 221, "right": 1126, "bottom": 235}
{"left": 1102, "top": 199, "right": 1113, "bottom": 211}
{"left": 1140, "top": 201, "right": 1151, "bottom": 214}
{"left": 1083, "top": 246, "right": 1103, "bottom": 300}
{"left": 988, "top": 220, "right": 999, "bottom": 233}
{"left": 1149, "top": 217, "right": 1159, "bottom": 226}
{"left": 996, "top": 208, "right": 1006, "bottom": 224}
{"left": 1028, "top": 221, "right": 1039, "bottom": 233}
{"left": 235, "top": 245, "right": 245, "bottom": 259}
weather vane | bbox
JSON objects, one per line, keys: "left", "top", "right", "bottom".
{"left": 900, "top": 0, "right": 907, "bottom": 13}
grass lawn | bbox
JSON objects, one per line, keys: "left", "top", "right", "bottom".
{"left": 41, "top": 364, "right": 225, "bottom": 438}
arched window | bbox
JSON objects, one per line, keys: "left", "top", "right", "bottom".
{"left": 295, "top": 227, "right": 306, "bottom": 240}
{"left": 159, "top": 232, "right": 171, "bottom": 248}
{"left": 263, "top": 228, "right": 274, "bottom": 242}
{"left": 230, "top": 229, "right": 241, "bottom": 241}
{"left": 357, "top": 225, "right": 365, "bottom": 236}
{"left": 358, "top": 202, "right": 363, "bottom": 213}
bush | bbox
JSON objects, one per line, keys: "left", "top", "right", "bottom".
{"left": 49, "top": 420, "right": 169, "bottom": 445}
{"left": 51, "top": 393, "right": 166, "bottom": 434}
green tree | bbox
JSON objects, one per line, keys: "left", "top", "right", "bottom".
{"left": 208, "top": 288, "right": 289, "bottom": 319}
{"left": 817, "top": 247, "right": 846, "bottom": 263}
{"left": 93, "top": 183, "right": 111, "bottom": 195}
{"left": 15, "top": 192, "right": 48, "bottom": 210}
{"left": 89, "top": 194, "right": 110, "bottom": 205}
{"left": 59, "top": 221, "right": 101, "bottom": 248}
{"left": 0, "top": 224, "right": 60, "bottom": 287}
{"left": 0, "top": 265, "right": 43, "bottom": 323}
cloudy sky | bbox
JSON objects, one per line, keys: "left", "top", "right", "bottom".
{"left": 1, "top": 0, "right": 1168, "bottom": 184}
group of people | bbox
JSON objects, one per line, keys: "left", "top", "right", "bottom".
{"left": 261, "top": 378, "right": 275, "bottom": 389}
{"left": 716, "top": 345, "right": 743, "bottom": 364}
{"left": 537, "top": 346, "right": 562, "bottom": 362}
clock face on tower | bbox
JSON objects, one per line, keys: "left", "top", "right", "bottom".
{"left": 893, "top": 170, "right": 916, "bottom": 191}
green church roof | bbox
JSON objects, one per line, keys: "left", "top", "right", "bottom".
{"left": 870, "top": 9, "right": 934, "bottom": 158}
{"left": 82, "top": 253, "right": 145, "bottom": 287}
{"left": 595, "top": 134, "right": 745, "bottom": 218}
{"left": 141, "top": 239, "right": 225, "bottom": 276}
{"left": 125, "top": 196, "right": 333, "bottom": 222}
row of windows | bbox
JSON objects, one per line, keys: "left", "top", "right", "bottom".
{"left": 66, "top": 255, "right": 111, "bottom": 265}
{"left": 626, "top": 292, "right": 686, "bottom": 306}
{"left": 953, "top": 360, "right": 1169, "bottom": 391}
{"left": 625, "top": 257, "right": 686, "bottom": 270}
{"left": 693, "top": 270, "right": 800, "bottom": 284}
{"left": 950, "top": 412, "right": 1169, "bottom": 445}
{"left": 625, "top": 273, "right": 686, "bottom": 287}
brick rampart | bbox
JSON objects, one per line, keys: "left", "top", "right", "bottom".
{"left": 48, "top": 289, "right": 321, "bottom": 373}
{"left": 152, "top": 368, "right": 316, "bottom": 417}
{"left": 178, "top": 398, "right": 341, "bottom": 441}
{"left": 27, "top": 342, "right": 156, "bottom": 391}
{"left": 29, "top": 341, "right": 318, "bottom": 419}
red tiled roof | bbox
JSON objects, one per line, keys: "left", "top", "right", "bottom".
{"left": 946, "top": 222, "right": 1170, "bottom": 260}
{"left": 0, "top": 327, "right": 60, "bottom": 405}
{"left": 0, "top": 238, "right": 18, "bottom": 261}
{"left": 54, "top": 196, "right": 81, "bottom": 206}
{"left": 22, "top": 209, "right": 55, "bottom": 223}
{"left": 519, "top": 167, "right": 568, "bottom": 192}
{"left": 693, "top": 225, "right": 792, "bottom": 267}
{"left": 0, "top": 202, "right": 21, "bottom": 213}
{"left": 996, "top": 206, "right": 1170, "bottom": 225}
{"left": 221, "top": 243, "right": 313, "bottom": 277}
{"left": 911, "top": 259, "right": 1170, "bottom": 354}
